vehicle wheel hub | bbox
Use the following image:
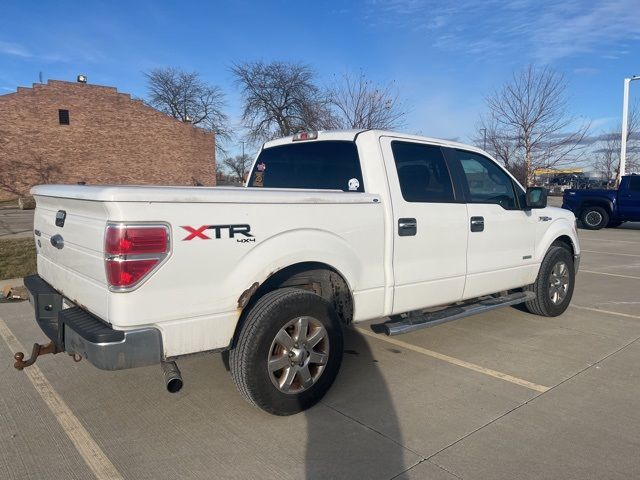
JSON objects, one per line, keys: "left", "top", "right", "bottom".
{"left": 548, "top": 261, "right": 570, "bottom": 305}
{"left": 585, "top": 211, "right": 602, "bottom": 226}
{"left": 268, "top": 316, "right": 329, "bottom": 394}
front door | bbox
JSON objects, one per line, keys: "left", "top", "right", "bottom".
{"left": 618, "top": 175, "right": 640, "bottom": 220}
{"left": 449, "top": 149, "right": 537, "bottom": 299}
{"left": 380, "top": 137, "right": 469, "bottom": 314}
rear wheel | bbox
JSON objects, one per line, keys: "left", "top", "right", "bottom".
{"left": 230, "top": 288, "right": 344, "bottom": 415}
{"left": 580, "top": 206, "right": 609, "bottom": 230}
{"left": 524, "top": 246, "right": 575, "bottom": 317}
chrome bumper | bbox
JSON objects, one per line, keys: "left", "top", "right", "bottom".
{"left": 24, "top": 274, "right": 163, "bottom": 371}
{"left": 64, "top": 324, "right": 162, "bottom": 371}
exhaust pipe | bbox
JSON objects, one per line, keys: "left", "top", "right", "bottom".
{"left": 161, "top": 361, "right": 183, "bottom": 393}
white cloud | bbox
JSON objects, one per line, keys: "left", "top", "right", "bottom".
{"left": 0, "top": 41, "right": 31, "bottom": 58}
{"left": 365, "top": 0, "right": 640, "bottom": 63}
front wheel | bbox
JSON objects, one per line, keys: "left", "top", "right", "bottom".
{"left": 524, "top": 245, "right": 575, "bottom": 317}
{"left": 230, "top": 288, "right": 344, "bottom": 415}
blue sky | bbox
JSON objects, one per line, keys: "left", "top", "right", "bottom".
{"left": 1, "top": 0, "right": 639, "bottom": 156}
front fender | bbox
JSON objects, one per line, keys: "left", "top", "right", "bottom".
{"left": 536, "top": 216, "right": 580, "bottom": 263}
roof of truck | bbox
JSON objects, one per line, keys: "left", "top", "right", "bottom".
{"left": 263, "top": 129, "right": 488, "bottom": 156}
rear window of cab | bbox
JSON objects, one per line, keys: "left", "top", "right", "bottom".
{"left": 247, "top": 141, "right": 364, "bottom": 192}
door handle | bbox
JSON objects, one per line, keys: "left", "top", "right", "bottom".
{"left": 398, "top": 218, "right": 417, "bottom": 236}
{"left": 470, "top": 216, "right": 484, "bottom": 232}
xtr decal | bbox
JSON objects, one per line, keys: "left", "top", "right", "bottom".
{"left": 181, "top": 224, "right": 255, "bottom": 242}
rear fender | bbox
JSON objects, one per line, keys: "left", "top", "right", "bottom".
{"left": 226, "top": 228, "right": 363, "bottom": 309}
{"left": 578, "top": 197, "right": 614, "bottom": 215}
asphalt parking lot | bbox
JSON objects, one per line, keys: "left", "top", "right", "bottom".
{"left": 1, "top": 214, "right": 639, "bottom": 479}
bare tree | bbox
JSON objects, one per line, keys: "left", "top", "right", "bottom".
{"left": 479, "top": 65, "right": 590, "bottom": 186}
{"left": 0, "top": 153, "right": 62, "bottom": 197}
{"left": 231, "top": 61, "right": 332, "bottom": 142}
{"left": 593, "top": 102, "right": 639, "bottom": 184}
{"left": 327, "top": 72, "right": 406, "bottom": 129}
{"left": 221, "top": 154, "right": 253, "bottom": 183}
{"left": 145, "top": 67, "right": 231, "bottom": 149}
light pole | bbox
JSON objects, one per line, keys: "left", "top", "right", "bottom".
{"left": 618, "top": 75, "right": 640, "bottom": 186}
{"left": 480, "top": 128, "right": 487, "bottom": 151}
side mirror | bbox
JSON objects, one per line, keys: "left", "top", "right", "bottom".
{"left": 525, "top": 187, "right": 547, "bottom": 209}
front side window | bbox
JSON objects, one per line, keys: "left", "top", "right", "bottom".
{"left": 391, "top": 141, "right": 455, "bottom": 202}
{"left": 247, "top": 141, "right": 363, "bottom": 192}
{"left": 628, "top": 175, "right": 640, "bottom": 192}
{"left": 456, "top": 150, "right": 518, "bottom": 210}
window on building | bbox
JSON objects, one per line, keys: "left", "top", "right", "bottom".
{"left": 391, "top": 141, "right": 455, "bottom": 203}
{"left": 58, "top": 109, "right": 70, "bottom": 125}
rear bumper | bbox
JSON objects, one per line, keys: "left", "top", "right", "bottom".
{"left": 23, "top": 275, "right": 162, "bottom": 370}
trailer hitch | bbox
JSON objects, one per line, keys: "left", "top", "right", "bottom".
{"left": 14, "top": 341, "right": 60, "bottom": 370}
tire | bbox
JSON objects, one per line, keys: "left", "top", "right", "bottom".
{"left": 580, "top": 206, "right": 609, "bottom": 230}
{"left": 524, "top": 245, "right": 575, "bottom": 317}
{"left": 230, "top": 288, "right": 344, "bottom": 415}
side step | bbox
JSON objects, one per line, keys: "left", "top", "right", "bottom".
{"left": 373, "top": 291, "right": 536, "bottom": 336}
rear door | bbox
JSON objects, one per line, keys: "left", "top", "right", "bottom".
{"left": 618, "top": 176, "right": 640, "bottom": 220}
{"left": 380, "top": 137, "right": 468, "bottom": 314}
{"left": 447, "top": 148, "right": 537, "bottom": 299}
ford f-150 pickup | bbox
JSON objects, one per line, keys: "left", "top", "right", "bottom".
{"left": 562, "top": 174, "right": 640, "bottom": 229}
{"left": 18, "top": 129, "right": 580, "bottom": 415}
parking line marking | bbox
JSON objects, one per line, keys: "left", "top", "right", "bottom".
{"left": 570, "top": 304, "right": 640, "bottom": 320}
{"left": 0, "top": 317, "right": 123, "bottom": 480}
{"left": 355, "top": 327, "right": 550, "bottom": 393}
{"left": 581, "top": 250, "right": 640, "bottom": 258}
{"left": 580, "top": 238, "right": 638, "bottom": 245}
{"left": 580, "top": 270, "right": 640, "bottom": 280}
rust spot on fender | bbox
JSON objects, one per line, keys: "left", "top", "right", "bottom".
{"left": 237, "top": 282, "right": 260, "bottom": 310}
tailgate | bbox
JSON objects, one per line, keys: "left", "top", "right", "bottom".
{"left": 33, "top": 194, "right": 109, "bottom": 319}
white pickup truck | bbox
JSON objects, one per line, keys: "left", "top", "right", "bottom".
{"left": 19, "top": 129, "right": 580, "bottom": 415}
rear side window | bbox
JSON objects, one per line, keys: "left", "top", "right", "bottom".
{"left": 391, "top": 141, "right": 455, "bottom": 202}
{"left": 248, "top": 141, "right": 364, "bottom": 192}
{"left": 455, "top": 149, "right": 518, "bottom": 210}
{"left": 628, "top": 176, "right": 640, "bottom": 192}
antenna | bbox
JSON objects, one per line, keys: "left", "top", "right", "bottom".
{"left": 38, "top": 71, "right": 43, "bottom": 83}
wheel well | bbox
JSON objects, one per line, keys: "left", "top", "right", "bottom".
{"left": 580, "top": 201, "right": 611, "bottom": 215}
{"left": 232, "top": 262, "right": 354, "bottom": 348}
{"left": 552, "top": 235, "right": 575, "bottom": 256}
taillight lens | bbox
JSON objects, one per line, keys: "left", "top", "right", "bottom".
{"left": 106, "top": 259, "right": 160, "bottom": 287}
{"left": 105, "top": 226, "right": 168, "bottom": 255}
{"left": 104, "top": 224, "right": 170, "bottom": 290}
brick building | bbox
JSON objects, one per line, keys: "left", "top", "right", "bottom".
{"left": 0, "top": 79, "right": 216, "bottom": 200}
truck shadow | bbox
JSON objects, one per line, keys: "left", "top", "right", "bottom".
{"left": 304, "top": 327, "right": 407, "bottom": 479}
{"left": 618, "top": 222, "right": 640, "bottom": 230}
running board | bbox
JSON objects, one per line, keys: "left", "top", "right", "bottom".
{"left": 372, "top": 291, "right": 536, "bottom": 336}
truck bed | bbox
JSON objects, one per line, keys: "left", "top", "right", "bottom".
{"left": 31, "top": 184, "right": 386, "bottom": 357}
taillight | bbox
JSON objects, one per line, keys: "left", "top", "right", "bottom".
{"left": 104, "top": 224, "right": 170, "bottom": 290}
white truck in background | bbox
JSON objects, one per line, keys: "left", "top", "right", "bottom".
{"left": 18, "top": 129, "right": 580, "bottom": 415}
